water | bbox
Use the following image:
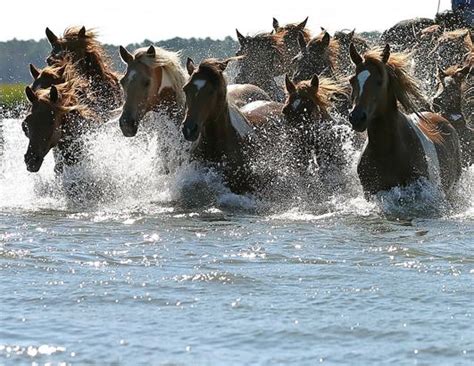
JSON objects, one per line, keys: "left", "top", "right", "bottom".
{"left": 0, "top": 115, "right": 473, "bottom": 365}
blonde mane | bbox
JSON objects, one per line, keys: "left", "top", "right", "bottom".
{"left": 134, "top": 46, "right": 187, "bottom": 107}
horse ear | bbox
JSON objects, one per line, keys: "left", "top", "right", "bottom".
{"left": 29, "top": 64, "right": 40, "bottom": 79}
{"left": 50, "top": 85, "right": 59, "bottom": 103}
{"left": 78, "top": 26, "right": 86, "bottom": 38}
{"left": 322, "top": 32, "right": 331, "bottom": 47}
{"left": 320, "top": 26, "right": 326, "bottom": 32}
{"left": 186, "top": 58, "right": 196, "bottom": 76}
{"left": 45, "top": 27, "right": 58, "bottom": 45}
{"left": 236, "top": 29, "right": 247, "bottom": 45}
{"left": 147, "top": 45, "right": 156, "bottom": 58}
{"left": 437, "top": 65, "right": 447, "bottom": 79}
{"left": 272, "top": 18, "right": 279, "bottom": 31}
{"left": 297, "top": 32, "right": 307, "bottom": 51}
{"left": 25, "top": 86, "right": 37, "bottom": 103}
{"left": 285, "top": 74, "right": 296, "bottom": 94}
{"left": 456, "top": 64, "right": 471, "bottom": 77}
{"left": 348, "top": 29, "right": 355, "bottom": 39}
{"left": 381, "top": 44, "right": 390, "bottom": 63}
{"left": 298, "top": 17, "right": 308, "bottom": 29}
{"left": 119, "top": 46, "right": 133, "bottom": 64}
{"left": 217, "top": 59, "right": 232, "bottom": 72}
{"left": 349, "top": 43, "right": 363, "bottom": 66}
{"left": 310, "top": 74, "right": 319, "bottom": 89}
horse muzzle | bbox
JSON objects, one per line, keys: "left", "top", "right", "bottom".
{"left": 119, "top": 115, "right": 139, "bottom": 137}
{"left": 182, "top": 120, "right": 199, "bottom": 142}
{"left": 24, "top": 153, "right": 44, "bottom": 173}
{"left": 349, "top": 108, "right": 368, "bottom": 132}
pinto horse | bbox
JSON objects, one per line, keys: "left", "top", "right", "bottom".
{"left": 118, "top": 45, "right": 188, "bottom": 137}
{"left": 348, "top": 44, "right": 461, "bottom": 196}
{"left": 22, "top": 81, "right": 93, "bottom": 173}
{"left": 182, "top": 58, "right": 283, "bottom": 194}
{"left": 432, "top": 63, "right": 474, "bottom": 167}
{"left": 45, "top": 26, "right": 122, "bottom": 114}
{"left": 282, "top": 74, "right": 348, "bottom": 183}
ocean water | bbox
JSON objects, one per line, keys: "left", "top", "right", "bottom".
{"left": 0, "top": 115, "right": 473, "bottom": 365}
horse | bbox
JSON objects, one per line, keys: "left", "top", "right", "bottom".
{"left": 282, "top": 73, "right": 348, "bottom": 185}
{"left": 333, "top": 29, "right": 370, "bottom": 77}
{"left": 118, "top": 45, "right": 187, "bottom": 137}
{"left": 29, "top": 58, "right": 74, "bottom": 91}
{"left": 118, "top": 45, "right": 272, "bottom": 137}
{"left": 234, "top": 30, "right": 286, "bottom": 101}
{"left": 182, "top": 57, "right": 283, "bottom": 194}
{"left": 45, "top": 26, "right": 122, "bottom": 115}
{"left": 292, "top": 31, "right": 340, "bottom": 82}
{"left": 22, "top": 81, "right": 93, "bottom": 174}
{"left": 431, "top": 29, "right": 473, "bottom": 71}
{"left": 380, "top": 17, "right": 435, "bottom": 52}
{"left": 432, "top": 63, "right": 474, "bottom": 167}
{"left": 348, "top": 44, "right": 462, "bottom": 197}
{"left": 272, "top": 17, "right": 311, "bottom": 73}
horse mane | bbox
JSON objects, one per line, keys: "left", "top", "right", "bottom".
{"left": 295, "top": 77, "right": 347, "bottom": 118}
{"left": 308, "top": 31, "right": 340, "bottom": 72}
{"left": 35, "top": 81, "right": 91, "bottom": 119}
{"left": 134, "top": 46, "right": 187, "bottom": 107}
{"left": 38, "top": 56, "right": 80, "bottom": 82}
{"left": 364, "top": 48, "right": 427, "bottom": 113}
{"left": 59, "top": 26, "right": 118, "bottom": 86}
{"left": 279, "top": 24, "right": 312, "bottom": 43}
{"left": 437, "top": 29, "right": 473, "bottom": 52}
{"left": 246, "top": 31, "right": 286, "bottom": 57}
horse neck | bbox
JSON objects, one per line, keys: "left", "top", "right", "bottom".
{"left": 366, "top": 91, "right": 403, "bottom": 153}
{"left": 151, "top": 66, "right": 184, "bottom": 118}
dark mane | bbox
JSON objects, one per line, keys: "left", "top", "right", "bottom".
{"left": 59, "top": 26, "right": 118, "bottom": 86}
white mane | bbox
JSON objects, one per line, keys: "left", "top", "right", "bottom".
{"left": 134, "top": 46, "right": 187, "bottom": 107}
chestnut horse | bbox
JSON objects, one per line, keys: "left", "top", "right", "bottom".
{"left": 45, "top": 26, "right": 122, "bottom": 115}
{"left": 282, "top": 74, "right": 348, "bottom": 182}
{"left": 22, "top": 81, "right": 93, "bottom": 174}
{"left": 182, "top": 58, "right": 283, "bottom": 193}
{"left": 432, "top": 63, "right": 474, "bottom": 167}
{"left": 348, "top": 44, "right": 461, "bottom": 197}
{"left": 235, "top": 30, "right": 286, "bottom": 101}
{"left": 118, "top": 45, "right": 272, "bottom": 137}
{"left": 272, "top": 17, "right": 311, "bottom": 73}
{"left": 118, "top": 45, "right": 187, "bottom": 137}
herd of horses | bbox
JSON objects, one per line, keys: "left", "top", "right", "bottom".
{"left": 20, "top": 13, "right": 474, "bottom": 201}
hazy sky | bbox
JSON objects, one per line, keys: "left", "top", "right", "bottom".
{"left": 1, "top": 0, "right": 452, "bottom": 44}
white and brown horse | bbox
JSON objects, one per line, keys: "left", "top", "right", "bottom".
{"left": 182, "top": 58, "right": 283, "bottom": 194}
{"left": 348, "top": 44, "right": 461, "bottom": 197}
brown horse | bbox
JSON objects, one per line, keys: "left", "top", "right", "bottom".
{"left": 431, "top": 29, "right": 473, "bottom": 71}
{"left": 348, "top": 44, "right": 461, "bottom": 196}
{"left": 432, "top": 63, "right": 474, "bottom": 167}
{"left": 182, "top": 57, "right": 282, "bottom": 193}
{"left": 235, "top": 30, "right": 286, "bottom": 101}
{"left": 282, "top": 73, "right": 348, "bottom": 181}
{"left": 22, "top": 81, "right": 93, "bottom": 173}
{"left": 272, "top": 17, "right": 311, "bottom": 73}
{"left": 29, "top": 58, "right": 73, "bottom": 91}
{"left": 292, "top": 31, "right": 340, "bottom": 82}
{"left": 45, "top": 26, "right": 122, "bottom": 114}
{"left": 118, "top": 45, "right": 187, "bottom": 137}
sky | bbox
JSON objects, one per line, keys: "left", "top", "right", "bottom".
{"left": 0, "top": 0, "right": 452, "bottom": 45}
